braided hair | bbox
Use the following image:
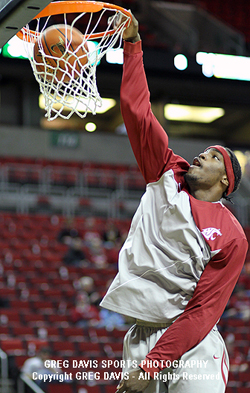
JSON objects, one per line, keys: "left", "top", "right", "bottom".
{"left": 222, "top": 148, "right": 242, "bottom": 201}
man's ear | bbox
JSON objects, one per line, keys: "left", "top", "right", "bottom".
{"left": 221, "top": 175, "right": 229, "bottom": 188}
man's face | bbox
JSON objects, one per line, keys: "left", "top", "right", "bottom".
{"left": 40, "top": 351, "right": 51, "bottom": 361}
{"left": 185, "top": 148, "right": 228, "bottom": 191}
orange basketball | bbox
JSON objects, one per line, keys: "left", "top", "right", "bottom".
{"left": 33, "top": 24, "right": 88, "bottom": 83}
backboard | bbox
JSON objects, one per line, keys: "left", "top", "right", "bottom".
{"left": 0, "top": 0, "right": 51, "bottom": 47}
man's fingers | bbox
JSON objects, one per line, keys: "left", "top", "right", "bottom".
{"left": 111, "top": 9, "right": 132, "bottom": 30}
{"left": 110, "top": 12, "right": 127, "bottom": 29}
{"left": 111, "top": 13, "right": 122, "bottom": 29}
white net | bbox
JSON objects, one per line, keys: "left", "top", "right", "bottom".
{"left": 21, "top": 4, "right": 131, "bottom": 121}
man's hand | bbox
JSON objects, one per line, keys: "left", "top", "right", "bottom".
{"left": 115, "top": 369, "right": 152, "bottom": 393}
{"left": 122, "top": 13, "right": 140, "bottom": 42}
{"left": 114, "top": 12, "right": 141, "bottom": 43}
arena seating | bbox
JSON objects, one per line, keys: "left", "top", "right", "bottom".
{"left": 166, "top": 0, "right": 250, "bottom": 43}
{"left": 198, "top": 0, "right": 250, "bottom": 42}
{"left": 0, "top": 156, "right": 145, "bottom": 192}
{"left": 0, "top": 156, "right": 145, "bottom": 218}
{"left": 0, "top": 210, "right": 130, "bottom": 392}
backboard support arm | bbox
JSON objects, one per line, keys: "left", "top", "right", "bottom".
{"left": 0, "top": 0, "right": 51, "bottom": 47}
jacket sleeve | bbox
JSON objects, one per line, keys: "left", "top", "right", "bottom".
{"left": 121, "top": 41, "right": 189, "bottom": 185}
{"left": 139, "top": 236, "right": 248, "bottom": 377}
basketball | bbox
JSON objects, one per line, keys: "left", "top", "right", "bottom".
{"left": 33, "top": 24, "right": 88, "bottom": 83}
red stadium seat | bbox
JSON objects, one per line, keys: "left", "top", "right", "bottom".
{"left": 103, "top": 342, "right": 123, "bottom": 358}
{"left": 14, "top": 355, "right": 30, "bottom": 369}
{"left": 23, "top": 314, "right": 46, "bottom": 324}
{"left": 9, "top": 300, "right": 31, "bottom": 310}
{"left": 62, "top": 327, "right": 86, "bottom": 339}
{"left": 25, "top": 339, "right": 49, "bottom": 351}
{"left": 88, "top": 328, "right": 111, "bottom": 343}
{"left": 77, "top": 385, "right": 101, "bottom": 393}
{"left": 47, "top": 315, "right": 71, "bottom": 324}
{"left": 52, "top": 341, "right": 76, "bottom": 355}
{"left": 0, "top": 338, "right": 25, "bottom": 355}
{"left": 47, "top": 384, "right": 74, "bottom": 393}
{"left": 0, "top": 309, "right": 20, "bottom": 323}
{"left": 77, "top": 341, "right": 102, "bottom": 356}
{"left": 111, "top": 329, "right": 126, "bottom": 341}
{"left": 0, "top": 326, "right": 11, "bottom": 336}
{"left": 12, "top": 326, "right": 35, "bottom": 337}
{"left": 105, "top": 386, "right": 117, "bottom": 393}
{"left": 237, "top": 388, "right": 250, "bottom": 393}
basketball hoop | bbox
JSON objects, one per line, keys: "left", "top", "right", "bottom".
{"left": 17, "top": 1, "right": 132, "bottom": 121}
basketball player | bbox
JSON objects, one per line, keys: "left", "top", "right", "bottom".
{"left": 100, "top": 14, "right": 248, "bottom": 393}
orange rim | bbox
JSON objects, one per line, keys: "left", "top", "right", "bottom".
{"left": 16, "top": 1, "right": 132, "bottom": 42}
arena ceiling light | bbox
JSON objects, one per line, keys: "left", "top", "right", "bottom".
{"left": 164, "top": 104, "right": 225, "bottom": 123}
{"left": 85, "top": 122, "right": 97, "bottom": 132}
{"left": 39, "top": 95, "right": 116, "bottom": 114}
{"left": 196, "top": 52, "right": 250, "bottom": 81}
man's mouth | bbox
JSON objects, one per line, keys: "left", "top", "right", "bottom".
{"left": 191, "top": 157, "right": 201, "bottom": 167}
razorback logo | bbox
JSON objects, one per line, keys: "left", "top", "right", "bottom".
{"left": 201, "top": 227, "right": 222, "bottom": 241}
